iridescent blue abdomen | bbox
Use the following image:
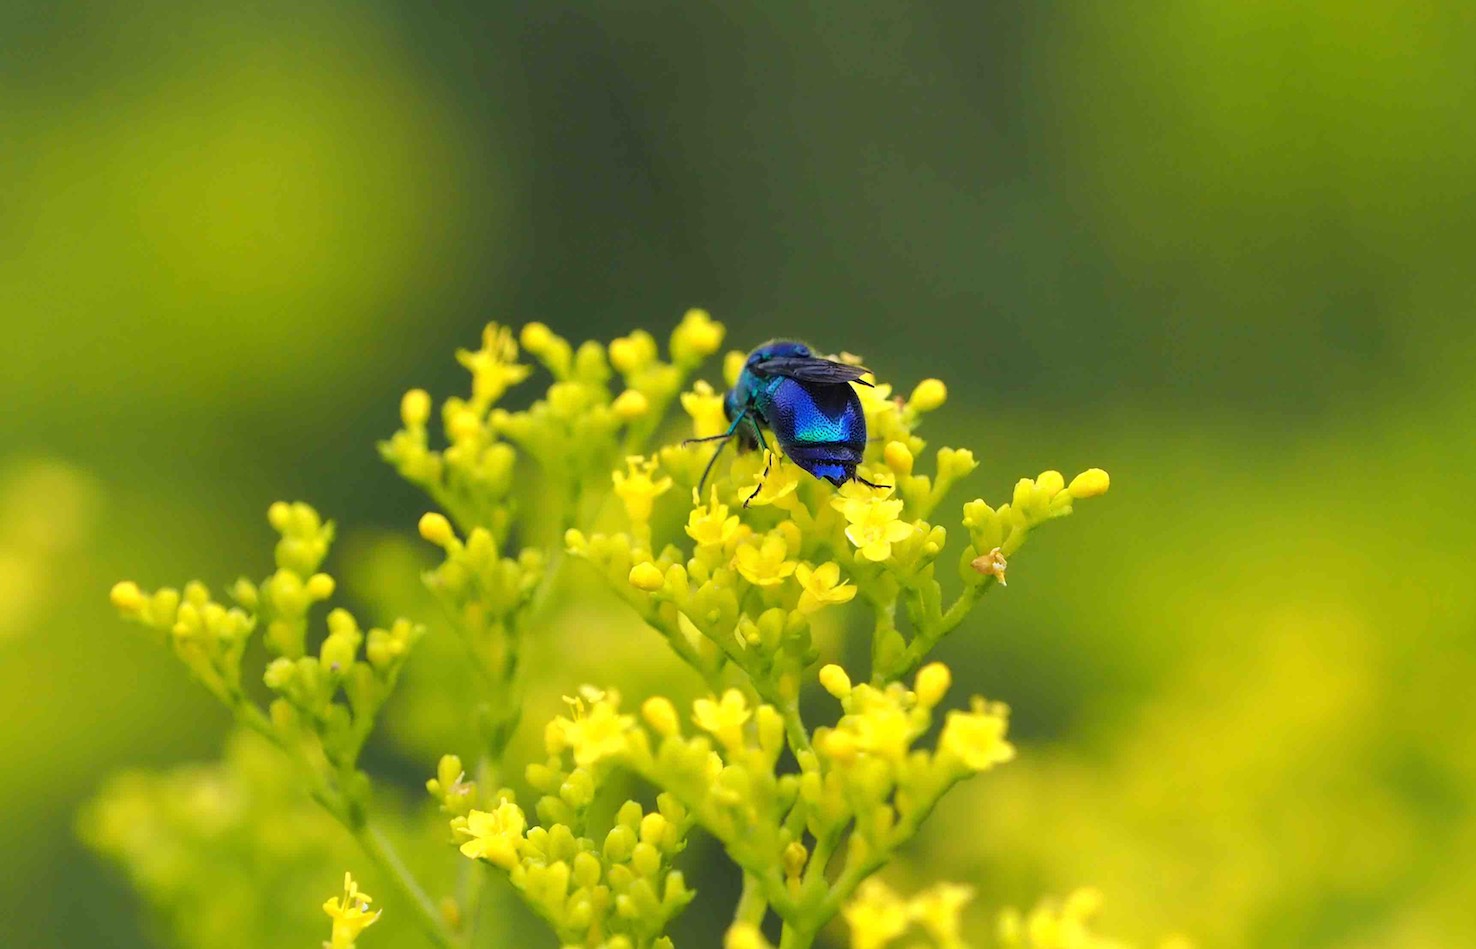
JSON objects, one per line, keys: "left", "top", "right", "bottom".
{"left": 757, "top": 376, "right": 866, "bottom": 485}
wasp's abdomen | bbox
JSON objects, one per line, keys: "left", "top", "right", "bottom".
{"left": 768, "top": 379, "right": 865, "bottom": 450}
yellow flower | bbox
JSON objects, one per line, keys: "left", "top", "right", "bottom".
{"left": 733, "top": 534, "right": 797, "bottom": 586}
{"left": 686, "top": 487, "right": 740, "bottom": 547}
{"left": 692, "top": 689, "right": 751, "bottom": 749}
{"left": 453, "top": 801, "right": 527, "bottom": 868}
{"left": 909, "top": 882, "right": 973, "bottom": 947}
{"left": 940, "top": 697, "right": 1015, "bottom": 772}
{"left": 794, "top": 562, "right": 857, "bottom": 614}
{"left": 833, "top": 488, "right": 914, "bottom": 562}
{"left": 998, "top": 887, "right": 1151, "bottom": 949}
{"left": 681, "top": 381, "right": 730, "bottom": 439}
{"left": 855, "top": 378, "right": 897, "bottom": 420}
{"left": 546, "top": 690, "right": 635, "bottom": 768}
{"left": 322, "top": 872, "right": 381, "bottom": 949}
{"left": 613, "top": 456, "right": 673, "bottom": 524}
{"left": 743, "top": 452, "right": 800, "bottom": 507}
{"left": 847, "top": 686, "right": 914, "bottom": 763}
{"left": 457, "top": 324, "right": 532, "bottom": 406}
{"left": 843, "top": 878, "right": 911, "bottom": 949}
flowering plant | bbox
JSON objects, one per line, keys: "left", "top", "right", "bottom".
{"left": 93, "top": 314, "right": 1177, "bottom": 949}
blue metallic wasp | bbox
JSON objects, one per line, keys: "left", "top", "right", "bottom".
{"left": 689, "top": 340, "right": 888, "bottom": 505}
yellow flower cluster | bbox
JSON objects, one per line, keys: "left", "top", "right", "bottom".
{"left": 445, "top": 688, "right": 694, "bottom": 948}
{"left": 842, "top": 877, "right": 974, "bottom": 949}
{"left": 441, "top": 663, "right": 1013, "bottom": 948}
{"left": 102, "top": 315, "right": 1122, "bottom": 949}
{"left": 998, "top": 889, "right": 1193, "bottom": 949}
{"left": 112, "top": 503, "right": 423, "bottom": 781}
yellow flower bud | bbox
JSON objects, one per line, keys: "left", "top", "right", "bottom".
{"left": 306, "top": 573, "right": 336, "bottom": 600}
{"left": 670, "top": 308, "right": 725, "bottom": 363}
{"left": 883, "top": 441, "right": 914, "bottom": 476}
{"left": 914, "top": 662, "right": 952, "bottom": 708}
{"left": 1036, "top": 469, "right": 1065, "bottom": 499}
{"left": 628, "top": 562, "right": 665, "bottom": 592}
{"left": 725, "top": 922, "right": 769, "bottom": 949}
{"left": 819, "top": 663, "right": 852, "bottom": 699}
{"left": 267, "top": 501, "right": 292, "bottom": 532}
{"left": 447, "top": 407, "right": 481, "bottom": 441}
{"left": 909, "top": 378, "right": 947, "bottom": 412}
{"left": 110, "top": 580, "right": 145, "bottom": 614}
{"left": 1068, "top": 467, "right": 1111, "bottom": 498}
{"left": 1012, "top": 477, "right": 1035, "bottom": 511}
{"left": 612, "top": 389, "right": 650, "bottom": 420}
{"left": 723, "top": 350, "right": 746, "bottom": 388}
{"left": 608, "top": 331, "right": 657, "bottom": 374}
{"left": 820, "top": 728, "right": 858, "bottom": 761}
{"left": 642, "top": 696, "right": 681, "bottom": 736}
{"left": 418, "top": 512, "right": 456, "bottom": 547}
{"left": 520, "top": 321, "right": 555, "bottom": 352}
{"left": 782, "top": 841, "right": 809, "bottom": 877}
{"left": 572, "top": 849, "right": 602, "bottom": 888}
{"left": 400, "top": 388, "right": 432, "bottom": 427}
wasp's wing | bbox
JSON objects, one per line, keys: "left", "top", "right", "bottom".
{"left": 754, "top": 356, "right": 874, "bottom": 387}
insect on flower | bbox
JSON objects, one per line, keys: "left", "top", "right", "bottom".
{"left": 689, "top": 340, "right": 887, "bottom": 504}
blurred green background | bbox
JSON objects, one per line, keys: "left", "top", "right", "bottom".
{"left": 4, "top": 1, "right": 1474, "bottom": 947}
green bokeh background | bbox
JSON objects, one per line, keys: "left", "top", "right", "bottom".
{"left": 3, "top": 2, "right": 1473, "bottom": 947}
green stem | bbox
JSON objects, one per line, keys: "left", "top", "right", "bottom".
{"left": 734, "top": 872, "right": 769, "bottom": 927}
{"left": 463, "top": 754, "right": 502, "bottom": 944}
{"left": 779, "top": 698, "right": 814, "bottom": 759}
{"left": 814, "top": 776, "right": 964, "bottom": 922}
{"left": 353, "top": 821, "right": 463, "bottom": 949}
{"left": 887, "top": 580, "right": 990, "bottom": 680}
{"left": 777, "top": 921, "right": 816, "bottom": 949}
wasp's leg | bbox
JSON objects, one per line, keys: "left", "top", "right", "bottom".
{"left": 742, "top": 419, "right": 776, "bottom": 507}
{"left": 694, "top": 411, "right": 754, "bottom": 494}
{"left": 683, "top": 412, "right": 749, "bottom": 446}
{"left": 854, "top": 474, "right": 893, "bottom": 490}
